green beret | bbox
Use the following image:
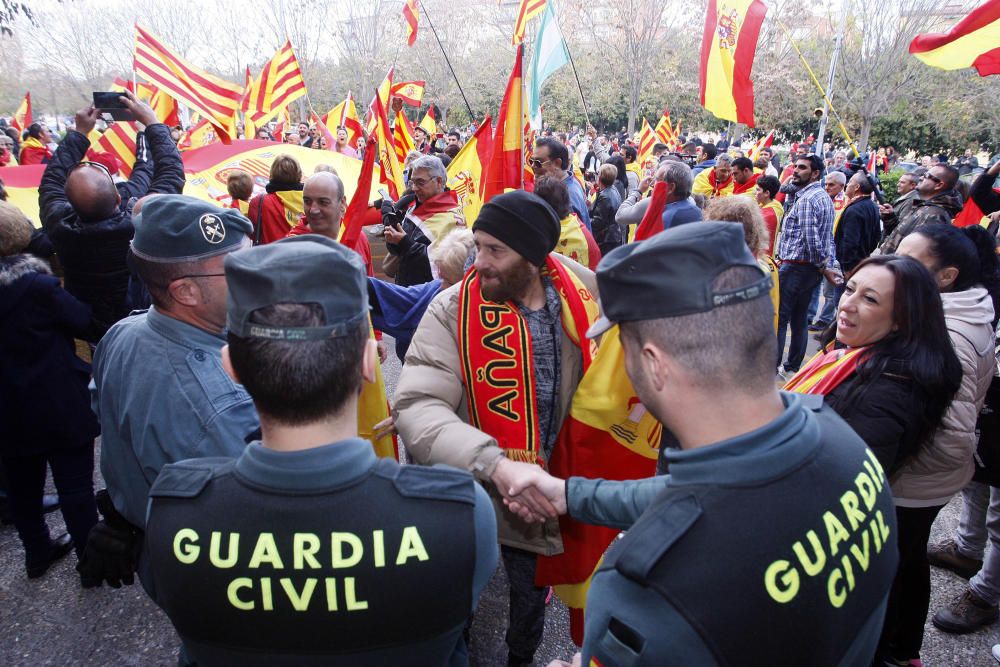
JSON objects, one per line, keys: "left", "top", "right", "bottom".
{"left": 131, "top": 194, "right": 253, "bottom": 263}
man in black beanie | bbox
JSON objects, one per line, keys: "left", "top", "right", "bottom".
{"left": 395, "top": 190, "right": 598, "bottom": 666}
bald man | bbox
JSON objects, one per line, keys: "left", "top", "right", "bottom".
{"left": 39, "top": 91, "right": 184, "bottom": 338}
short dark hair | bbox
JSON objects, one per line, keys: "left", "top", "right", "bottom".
{"left": 532, "top": 175, "right": 571, "bottom": 218}
{"left": 936, "top": 164, "right": 960, "bottom": 189}
{"left": 796, "top": 154, "right": 824, "bottom": 174}
{"left": 620, "top": 265, "right": 775, "bottom": 393}
{"left": 653, "top": 143, "right": 668, "bottom": 154}
{"left": 128, "top": 250, "right": 211, "bottom": 310}
{"left": 227, "top": 170, "right": 253, "bottom": 201}
{"left": 443, "top": 143, "right": 460, "bottom": 159}
{"left": 447, "top": 130, "right": 460, "bottom": 140}
{"left": 27, "top": 123, "right": 45, "bottom": 140}
{"left": 623, "top": 145, "right": 637, "bottom": 162}
{"left": 731, "top": 157, "right": 753, "bottom": 171}
{"left": 228, "top": 303, "right": 369, "bottom": 425}
{"left": 535, "top": 136, "right": 569, "bottom": 170}
{"left": 701, "top": 143, "right": 718, "bottom": 160}
{"left": 756, "top": 175, "right": 780, "bottom": 199}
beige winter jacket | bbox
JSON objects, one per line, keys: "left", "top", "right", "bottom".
{"left": 393, "top": 254, "right": 597, "bottom": 555}
{"left": 892, "top": 287, "right": 996, "bottom": 506}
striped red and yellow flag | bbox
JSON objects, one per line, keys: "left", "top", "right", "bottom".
{"left": 11, "top": 92, "right": 31, "bottom": 133}
{"left": 512, "top": 0, "right": 547, "bottom": 45}
{"left": 699, "top": 0, "right": 767, "bottom": 126}
{"left": 637, "top": 118, "right": 655, "bottom": 165}
{"left": 323, "top": 92, "right": 364, "bottom": 147}
{"left": 910, "top": 0, "right": 1000, "bottom": 76}
{"left": 393, "top": 110, "right": 416, "bottom": 165}
{"left": 390, "top": 80, "right": 426, "bottom": 106}
{"left": 133, "top": 23, "right": 243, "bottom": 142}
{"left": 373, "top": 92, "right": 405, "bottom": 199}
{"left": 246, "top": 40, "right": 308, "bottom": 128}
{"left": 418, "top": 105, "right": 436, "bottom": 136}
{"left": 653, "top": 109, "right": 673, "bottom": 146}
{"left": 403, "top": 0, "right": 419, "bottom": 46}
{"left": 483, "top": 45, "right": 526, "bottom": 200}
{"left": 96, "top": 122, "right": 139, "bottom": 177}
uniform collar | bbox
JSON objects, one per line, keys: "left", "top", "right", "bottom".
{"left": 235, "top": 438, "right": 377, "bottom": 491}
{"left": 146, "top": 306, "right": 227, "bottom": 348}
{"left": 662, "top": 393, "right": 819, "bottom": 487}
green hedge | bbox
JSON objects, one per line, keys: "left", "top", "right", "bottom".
{"left": 879, "top": 170, "right": 903, "bottom": 202}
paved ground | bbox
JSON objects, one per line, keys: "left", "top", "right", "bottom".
{"left": 2, "top": 321, "right": 999, "bottom": 665}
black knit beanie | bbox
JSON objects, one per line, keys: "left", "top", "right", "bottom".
{"left": 472, "top": 190, "right": 561, "bottom": 266}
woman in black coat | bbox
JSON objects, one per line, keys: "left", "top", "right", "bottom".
{"left": 0, "top": 202, "right": 99, "bottom": 579}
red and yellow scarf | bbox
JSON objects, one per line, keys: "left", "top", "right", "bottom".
{"left": 783, "top": 345, "right": 871, "bottom": 395}
{"left": 457, "top": 255, "right": 599, "bottom": 464}
{"left": 708, "top": 168, "right": 734, "bottom": 197}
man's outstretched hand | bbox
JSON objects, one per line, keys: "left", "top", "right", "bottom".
{"left": 119, "top": 89, "right": 158, "bottom": 128}
{"left": 491, "top": 457, "right": 567, "bottom": 523}
{"left": 74, "top": 106, "right": 100, "bottom": 137}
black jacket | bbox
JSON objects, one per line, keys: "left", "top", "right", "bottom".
{"left": 39, "top": 123, "right": 184, "bottom": 338}
{"left": 590, "top": 186, "right": 623, "bottom": 256}
{"left": 824, "top": 359, "right": 930, "bottom": 475}
{"left": 0, "top": 254, "right": 99, "bottom": 454}
{"left": 834, "top": 197, "right": 880, "bottom": 275}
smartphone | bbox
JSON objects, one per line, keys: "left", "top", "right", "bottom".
{"left": 378, "top": 188, "right": 392, "bottom": 202}
{"left": 93, "top": 92, "right": 135, "bottom": 122}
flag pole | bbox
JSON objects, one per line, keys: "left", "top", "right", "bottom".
{"left": 776, "top": 18, "right": 860, "bottom": 158}
{"left": 418, "top": 0, "right": 475, "bottom": 120}
{"left": 550, "top": 1, "right": 591, "bottom": 128}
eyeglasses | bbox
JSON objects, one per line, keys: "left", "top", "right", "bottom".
{"left": 921, "top": 173, "right": 942, "bottom": 183}
{"left": 71, "top": 160, "right": 115, "bottom": 183}
{"left": 409, "top": 177, "right": 437, "bottom": 187}
{"left": 528, "top": 157, "right": 551, "bottom": 168}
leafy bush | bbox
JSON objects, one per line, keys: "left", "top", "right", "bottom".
{"left": 879, "top": 169, "right": 903, "bottom": 202}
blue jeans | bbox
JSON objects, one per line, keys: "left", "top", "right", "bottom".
{"left": 777, "top": 263, "right": 822, "bottom": 372}
{"left": 818, "top": 282, "right": 844, "bottom": 326}
{"left": 954, "top": 481, "right": 1000, "bottom": 605}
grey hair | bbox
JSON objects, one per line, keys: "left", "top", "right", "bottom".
{"left": 657, "top": 160, "right": 694, "bottom": 199}
{"left": 825, "top": 171, "right": 846, "bottom": 186}
{"left": 715, "top": 153, "right": 733, "bottom": 167}
{"left": 410, "top": 155, "right": 447, "bottom": 181}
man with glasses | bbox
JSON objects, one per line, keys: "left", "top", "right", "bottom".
{"left": 80, "top": 195, "right": 259, "bottom": 589}
{"left": 382, "top": 155, "right": 465, "bottom": 286}
{"left": 531, "top": 136, "right": 591, "bottom": 231}
{"left": 38, "top": 92, "right": 184, "bottom": 338}
{"left": 879, "top": 164, "right": 964, "bottom": 254}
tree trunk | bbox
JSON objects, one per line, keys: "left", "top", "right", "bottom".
{"left": 858, "top": 116, "right": 874, "bottom": 157}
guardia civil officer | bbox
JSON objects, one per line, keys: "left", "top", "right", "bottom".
{"left": 80, "top": 196, "right": 259, "bottom": 587}
{"left": 141, "top": 235, "right": 498, "bottom": 666}
{"left": 507, "top": 222, "right": 899, "bottom": 666}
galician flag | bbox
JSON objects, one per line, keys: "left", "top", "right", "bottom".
{"left": 527, "top": 1, "right": 569, "bottom": 131}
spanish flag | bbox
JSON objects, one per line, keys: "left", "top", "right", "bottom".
{"left": 699, "top": 0, "right": 767, "bottom": 126}
{"left": 11, "top": 92, "right": 32, "bottom": 133}
{"left": 483, "top": 45, "right": 526, "bottom": 201}
{"left": 390, "top": 80, "right": 426, "bottom": 107}
{"left": 323, "top": 92, "right": 364, "bottom": 147}
{"left": 446, "top": 116, "right": 494, "bottom": 223}
{"left": 910, "top": 0, "right": 1000, "bottom": 76}
{"left": 419, "top": 105, "right": 437, "bottom": 136}
{"left": 177, "top": 118, "right": 220, "bottom": 151}
{"left": 366, "top": 67, "right": 395, "bottom": 134}
{"left": 536, "top": 325, "right": 660, "bottom": 644}
{"left": 403, "top": 0, "right": 419, "bottom": 47}
{"left": 748, "top": 129, "right": 774, "bottom": 160}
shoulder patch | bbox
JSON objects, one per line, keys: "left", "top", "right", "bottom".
{"left": 614, "top": 493, "right": 702, "bottom": 582}
{"left": 798, "top": 393, "right": 825, "bottom": 412}
{"left": 378, "top": 460, "right": 476, "bottom": 505}
{"left": 149, "top": 458, "right": 235, "bottom": 499}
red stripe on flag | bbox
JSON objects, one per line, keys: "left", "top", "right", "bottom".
{"left": 730, "top": 0, "right": 767, "bottom": 126}
{"left": 909, "top": 0, "right": 1000, "bottom": 53}
{"left": 134, "top": 46, "right": 238, "bottom": 115}
{"left": 134, "top": 29, "right": 242, "bottom": 100}
{"left": 972, "top": 45, "right": 1000, "bottom": 76}
{"left": 698, "top": 1, "right": 718, "bottom": 108}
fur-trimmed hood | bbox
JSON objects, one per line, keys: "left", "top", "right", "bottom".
{"left": 0, "top": 253, "right": 52, "bottom": 320}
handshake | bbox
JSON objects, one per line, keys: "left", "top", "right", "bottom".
{"left": 490, "top": 457, "right": 568, "bottom": 523}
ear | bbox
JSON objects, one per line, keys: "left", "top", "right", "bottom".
{"left": 167, "top": 278, "right": 202, "bottom": 307}
{"left": 360, "top": 338, "right": 377, "bottom": 386}
{"left": 221, "top": 345, "right": 240, "bottom": 384}
{"left": 938, "top": 266, "right": 960, "bottom": 290}
{"left": 640, "top": 342, "right": 669, "bottom": 393}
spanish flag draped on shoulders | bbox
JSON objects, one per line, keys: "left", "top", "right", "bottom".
{"left": 404, "top": 189, "right": 465, "bottom": 242}
{"left": 692, "top": 167, "right": 734, "bottom": 198}
{"left": 392, "top": 190, "right": 658, "bottom": 647}
{"left": 783, "top": 344, "right": 871, "bottom": 395}
{"left": 247, "top": 182, "right": 304, "bottom": 245}
{"left": 19, "top": 137, "right": 52, "bottom": 165}
{"left": 557, "top": 212, "right": 601, "bottom": 271}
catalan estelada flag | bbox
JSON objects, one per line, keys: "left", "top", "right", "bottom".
{"left": 133, "top": 23, "right": 244, "bottom": 142}
{"left": 483, "top": 45, "right": 526, "bottom": 201}
{"left": 246, "top": 40, "right": 308, "bottom": 128}
{"left": 403, "top": 0, "right": 419, "bottom": 46}
{"left": 699, "top": 0, "right": 767, "bottom": 126}
{"left": 536, "top": 325, "right": 660, "bottom": 644}
{"left": 910, "top": 0, "right": 1000, "bottom": 76}
{"left": 512, "top": 0, "right": 547, "bottom": 45}
{"left": 11, "top": 92, "right": 31, "bottom": 133}
{"left": 446, "top": 115, "right": 494, "bottom": 223}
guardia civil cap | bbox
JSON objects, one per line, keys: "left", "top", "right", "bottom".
{"left": 131, "top": 194, "right": 253, "bottom": 263}
{"left": 225, "top": 234, "right": 368, "bottom": 341}
{"left": 586, "top": 221, "right": 772, "bottom": 339}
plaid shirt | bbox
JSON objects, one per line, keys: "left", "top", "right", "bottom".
{"left": 776, "top": 180, "right": 836, "bottom": 267}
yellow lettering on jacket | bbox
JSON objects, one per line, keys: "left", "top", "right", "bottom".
{"left": 248, "top": 533, "right": 284, "bottom": 569}
{"left": 174, "top": 528, "right": 200, "bottom": 564}
{"left": 396, "top": 526, "right": 429, "bottom": 565}
{"left": 331, "top": 532, "right": 363, "bottom": 568}
{"left": 210, "top": 532, "right": 239, "bottom": 568}
{"left": 764, "top": 560, "right": 799, "bottom": 603}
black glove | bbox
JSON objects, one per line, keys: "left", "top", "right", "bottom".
{"left": 76, "top": 489, "right": 141, "bottom": 588}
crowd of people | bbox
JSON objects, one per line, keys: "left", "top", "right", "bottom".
{"left": 3, "top": 87, "right": 1000, "bottom": 666}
